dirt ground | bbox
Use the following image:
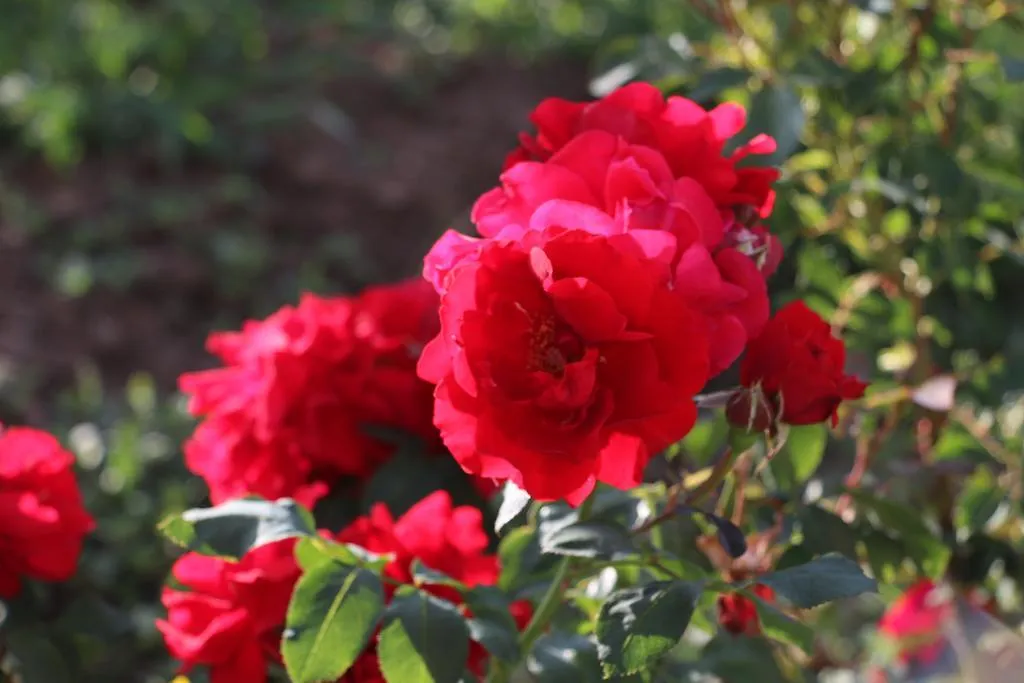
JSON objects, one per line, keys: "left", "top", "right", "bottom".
{"left": 0, "top": 55, "right": 589, "bottom": 416}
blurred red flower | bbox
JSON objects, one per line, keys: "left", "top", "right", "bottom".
{"left": 0, "top": 426, "right": 94, "bottom": 597}
{"left": 717, "top": 584, "right": 776, "bottom": 637}
{"left": 179, "top": 278, "right": 441, "bottom": 506}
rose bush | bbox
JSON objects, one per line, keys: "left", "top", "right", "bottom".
{"left": 159, "top": 492, "right": 523, "bottom": 683}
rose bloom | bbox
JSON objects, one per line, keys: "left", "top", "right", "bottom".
{"left": 179, "top": 278, "right": 441, "bottom": 506}
{"left": 158, "top": 492, "right": 527, "bottom": 683}
{"left": 157, "top": 540, "right": 302, "bottom": 683}
{"left": 419, "top": 226, "right": 710, "bottom": 504}
{"left": 877, "top": 579, "right": 954, "bottom": 667}
{"left": 727, "top": 300, "right": 867, "bottom": 429}
{"left": 0, "top": 426, "right": 94, "bottom": 597}
{"left": 430, "top": 84, "right": 782, "bottom": 375}
{"left": 717, "top": 584, "right": 775, "bottom": 637}
{"left": 337, "top": 491, "right": 532, "bottom": 682}
{"left": 503, "top": 82, "right": 779, "bottom": 219}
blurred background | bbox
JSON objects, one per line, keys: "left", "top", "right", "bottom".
{"left": 1, "top": 0, "right": 1023, "bottom": 681}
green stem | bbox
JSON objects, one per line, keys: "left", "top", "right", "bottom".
{"left": 515, "top": 494, "right": 597, "bottom": 666}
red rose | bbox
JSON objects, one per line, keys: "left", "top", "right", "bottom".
{"left": 877, "top": 579, "right": 952, "bottom": 666}
{"left": 418, "top": 227, "right": 710, "bottom": 503}
{"left": 159, "top": 494, "right": 528, "bottom": 683}
{"left": 504, "top": 82, "right": 779, "bottom": 219}
{"left": 0, "top": 427, "right": 94, "bottom": 597}
{"left": 157, "top": 539, "right": 302, "bottom": 683}
{"left": 337, "top": 491, "right": 530, "bottom": 682}
{"left": 728, "top": 301, "right": 867, "bottom": 428}
{"left": 717, "top": 584, "right": 775, "bottom": 636}
{"left": 463, "top": 126, "right": 770, "bottom": 375}
{"left": 180, "top": 279, "right": 441, "bottom": 505}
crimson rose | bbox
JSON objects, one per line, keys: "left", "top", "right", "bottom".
{"left": 728, "top": 300, "right": 867, "bottom": 428}
{"left": 337, "top": 491, "right": 531, "bottom": 681}
{"left": 179, "top": 278, "right": 441, "bottom": 506}
{"left": 158, "top": 492, "right": 526, "bottom": 683}
{"left": 717, "top": 584, "right": 775, "bottom": 636}
{"left": 443, "top": 85, "right": 783, "bottom": 374}
{"left": 418, "top": 226, "right": 710, "bottom": 503}
{"left": 504, "top": 82, "right": 779, "bottom": 219}
{"left": 0, "top": 426, "right": 94, "bottom": 597}
{"left": 157, "top": 539, "right": 301, "bottom": 683}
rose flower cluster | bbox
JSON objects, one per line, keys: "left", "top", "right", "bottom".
{"left": 162, "top": 82, "right": 870, "bottom": 679}
{"left": 159, "top": 492, "right": 526, "bottom": 683}
{"left": 420, "top": 82, "right": 865, "bottom": 503}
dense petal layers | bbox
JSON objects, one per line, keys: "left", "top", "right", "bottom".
{"left": 180, "top": 279, "right": 441, "bottom": 504}
{"left": 730, "top": 300, "right": 867, "bottom": 428}
{"left": 419, "top": 227, "right": 710, "bottom": 503}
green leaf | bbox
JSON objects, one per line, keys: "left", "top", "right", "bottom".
{"left": 956, "top": 467, "right": 1004, "bottom": 533}
{"left": 700, "top": 634, "right": 788, "bottom": 683}
{"left": 771, "top": 423, "right": 828, "bottom": 492}
{"left": 1001, "top": 56, "right": 1024, "bottom": 82}
{"left": 540, "top": 520, "right": 636, "bottom": 559}
{"left": 159, "top": 497, "right": 315, "bottom": 560}
{"left": 497, "top": 526, "right": 545, "bottom": 591}
{"left": 282, "top": 563, "right": 384, "bottom": 683}
{"left": 687, "top": 67, "right": 750, "bottom": 102}
{"left": 744, "top": 83, "right": 805, "bottom": 165}
{"left": 378, "top": 587, "right": 470, "bottom": 683}
{"left": 462, "top": 585, "right": 520, "bottom": 662}
{"left": 495, "top": 482, "right": 531, "bottom": 535}
{"left": 410, "top": 559, "right": 467, "bottom": 591}
{"left": 798, "top": 505, "right": 860, "bottom": 559}
{"left": 527, "top": 632, "right": 603, "bottom": 683}
{"left": 759, "top": 553, "right": 877, "bottom": 609}
{"left": 848, "top": 490, "right": 951, "bottom": 575}
{"left": 596, "top": 580, "right": 702, "bottom": 676}
{"left": 747, "top": 595, "right": 814, "bottom": 653}
{"left": 294, "top": 537, "right": 393, "bottom": 573}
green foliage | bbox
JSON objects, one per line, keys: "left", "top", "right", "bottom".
{"left": 158, "top": 497, "right": 316, "bottom": 560}
{"left": 377, "top": 587, "right": 471, "bottom": 683}
{"left": 596, "top": 581, "right": 701, "bottom": 676}
{"left": 758, "top": 554, "right": 878, "bottom": 609}
{"left": 283, "top": 559, "right": 385, "bottom": 683}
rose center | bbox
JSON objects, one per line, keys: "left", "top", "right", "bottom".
{"left": 529, "top": 316, "right": 584, "bottom": 375}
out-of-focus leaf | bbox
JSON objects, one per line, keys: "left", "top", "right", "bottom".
{"left": 1000, "top": 56, "right": 1024, "bottom": 82}
{"left": 377, "top": 587, "right": 470, "bottom": 683}
{"left": 158, "top": 497, "right": 315, "bottom": 560}
{"left": 540, "top": 520, "right": 636, "bottom": 559}
{"left": 528, "top": 632, "right": 603, "bottom": 683}
{"left": 283, "top": 563, "right": 384, "bottom": 683}
{"left": 770, "top": 423, "right": 828, "bottom": 492}
{"left": 759, "top": 554, "right": 877, "bottom": 609}
{"left": 743, "top": 83, "right": 805, "bottom": 164}
{"left": 748, "top": 595, "right": 814, "bottom": 653}
{"left": 955, "top": 467, "right": 1004, "bottom": 534}
{"left": 799, "top": 505, "right": 860, "bottom": 560}
{"left": 596, "top": 580, "right": 701, "bottom": 675}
